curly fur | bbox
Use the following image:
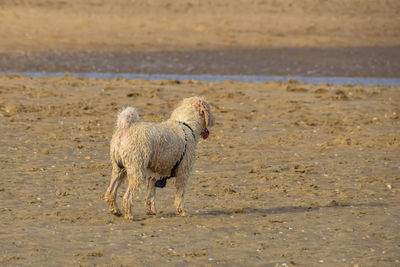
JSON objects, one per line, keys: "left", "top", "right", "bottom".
{"left": 104, "top": 96, "right": 214, "bottom": 219}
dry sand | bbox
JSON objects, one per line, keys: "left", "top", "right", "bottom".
{"left": 0, "top": 0, "right": 400, "bottom": 53}
{"left": 0, "top": 75, "right": 399, "bottom": 265}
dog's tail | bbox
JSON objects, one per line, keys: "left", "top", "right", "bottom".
{"left": 117, "top": 107, "right": 140, "bottom": 129}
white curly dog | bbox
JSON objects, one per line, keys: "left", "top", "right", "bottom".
{"left": 104, "top": 96, "right": 215, "bottom": 220}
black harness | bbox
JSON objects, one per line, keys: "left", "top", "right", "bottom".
{"left": 155, "top": 122, "right": 195, "bottom": 188}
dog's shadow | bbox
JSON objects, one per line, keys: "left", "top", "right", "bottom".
{"left": 131, "top": 201, "right": 385, "bottom": 221}
{"left": 190, "top": 201, "right": 386, "bottom": 217}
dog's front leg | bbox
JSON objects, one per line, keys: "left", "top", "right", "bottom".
{"left": 145, "top": 177, "right": 157, "bottom": 215}
{"left": 174, "top": 174, "right": 188, "bottom": 216}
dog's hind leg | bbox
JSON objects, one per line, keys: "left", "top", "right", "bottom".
{"left": 123, "top": 170, "right": 142, "bottom": 220}
{"left": 174, "top": 174, "right": 188, "bottom": 216}
{"left": 145, "top": 177, "right": 157, "bottom": 215}
{"left": 104, "top": 166, "right": 126, "bottom": 216}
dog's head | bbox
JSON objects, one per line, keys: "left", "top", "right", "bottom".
{"left": 171, "top": 96, "right": 215, "bottom": 139}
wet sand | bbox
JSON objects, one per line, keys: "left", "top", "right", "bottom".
{"left": 0, "top": 75, "right": 399, "bottom": 265}
{"left": 1, "top": 47, "right": 400, "bottom": 77}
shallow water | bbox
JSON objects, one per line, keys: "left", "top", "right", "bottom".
{"left": 2, "top": 71, "right": 400, "bottom": 86}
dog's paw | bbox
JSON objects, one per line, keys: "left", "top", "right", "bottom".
{"left": 146, "top": 210, "right": 157, "bottom": 215}
{"left": 111, "top": 209, "right": 122, "bottom": 217}
{"left": 176, "top": 209, "right": 187, "bottom": 217}
{"left": 124, "top": 214, "right": 134, "bottom": 221}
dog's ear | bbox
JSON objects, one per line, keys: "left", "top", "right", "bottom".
{"left": 193, "top": 99, "right": 212, "bottom": 127}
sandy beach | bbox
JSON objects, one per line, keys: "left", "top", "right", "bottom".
{"left": 0, "top": 0, "right": 400, "bottom": 266}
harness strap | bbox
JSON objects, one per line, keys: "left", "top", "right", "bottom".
{"left": 179, "top": 121, "right": 196, "bottom": 140}
{"left": 155, "top": 122, "right": 195, "bottom": 188}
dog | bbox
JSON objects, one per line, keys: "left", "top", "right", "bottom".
{"left": 104, "top": 96, "right": 215, "bottom": 220}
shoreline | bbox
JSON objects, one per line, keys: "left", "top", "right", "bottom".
{"left": 2, "top": 72, "right": 400, "bottom": 86}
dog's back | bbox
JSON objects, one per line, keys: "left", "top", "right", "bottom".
{"left": 111, "top": 108, "right": 185, "bottom": 178}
